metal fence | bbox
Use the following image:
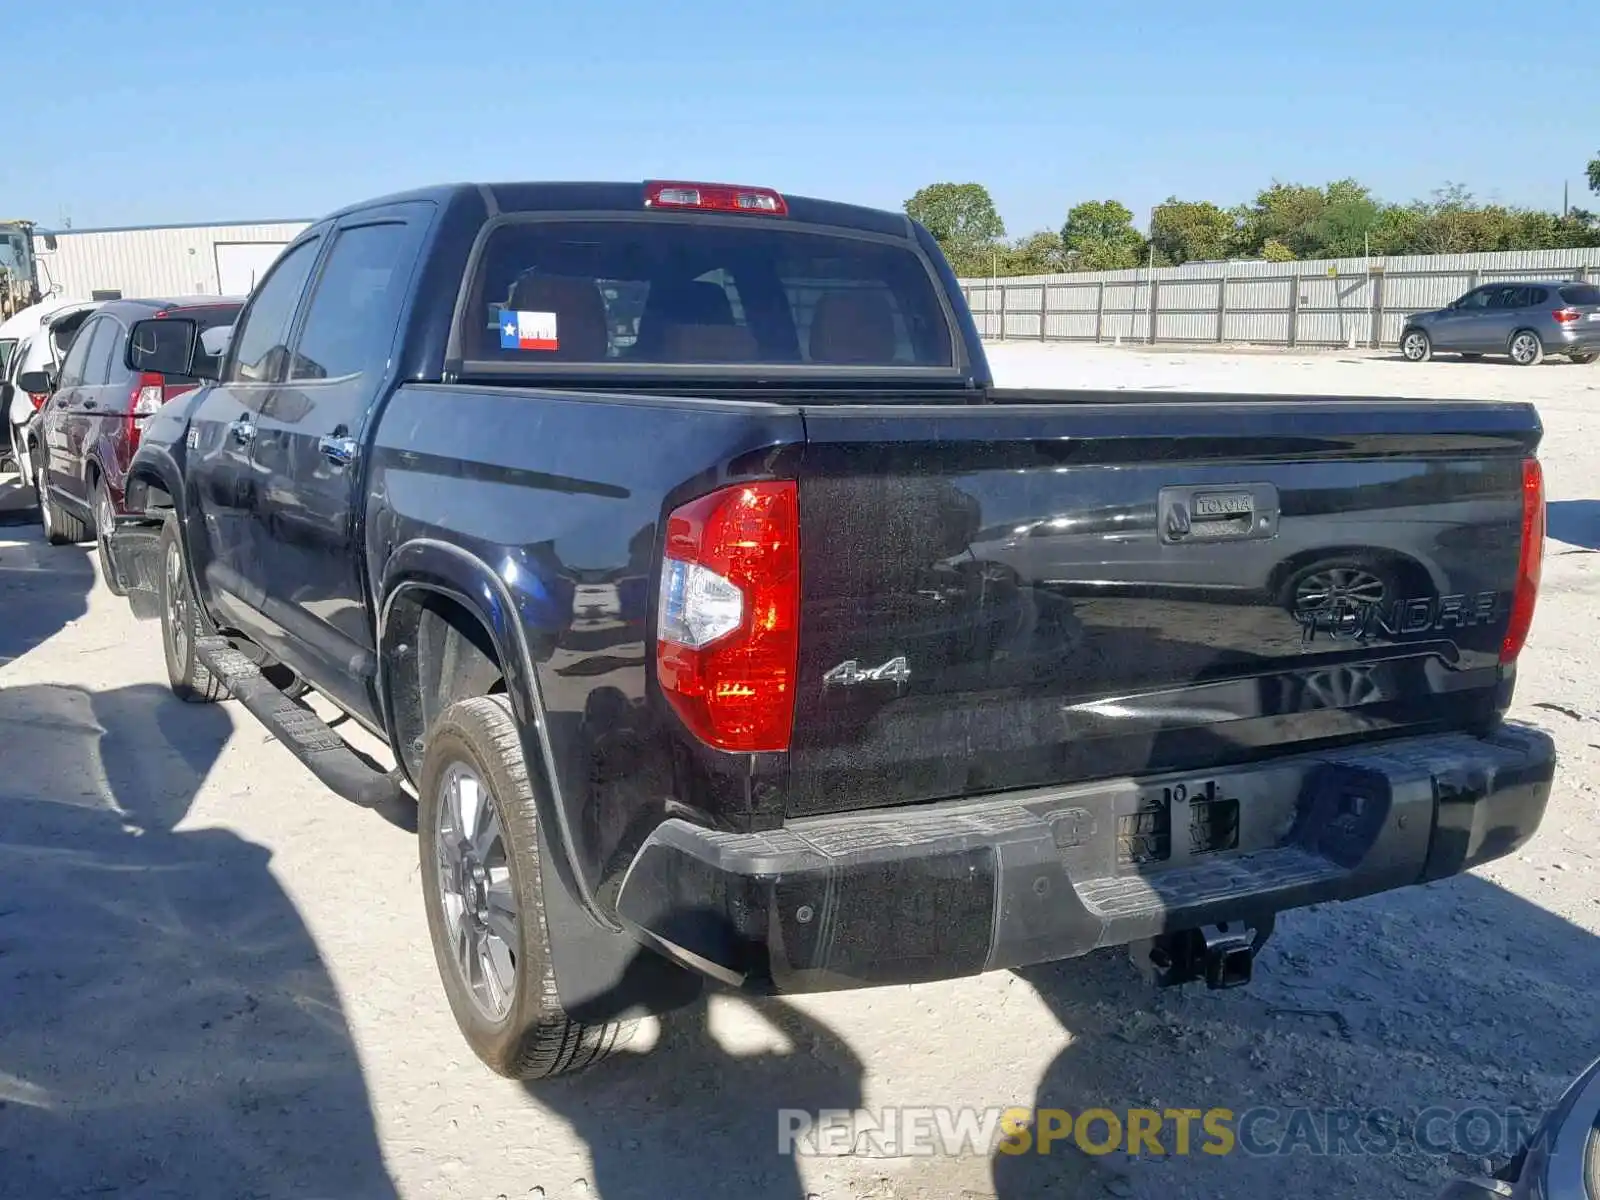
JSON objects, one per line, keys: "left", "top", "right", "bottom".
{"left": 958, "top": 247, "right": 1600, "bottom": 349}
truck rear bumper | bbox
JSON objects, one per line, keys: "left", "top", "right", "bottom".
{"left": 614, "top": 724, "right": 1555, "bottom": 993}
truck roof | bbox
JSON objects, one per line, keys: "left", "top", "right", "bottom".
{"left": 324, "top": 181, "right": 916, "bottom": 240}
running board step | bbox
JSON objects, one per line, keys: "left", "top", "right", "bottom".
{"left": 194, "top": 636, "right": 402, "bottom": 809}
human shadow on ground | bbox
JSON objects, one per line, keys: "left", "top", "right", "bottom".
{"left": 0, "top": 683, "right": 400, "bottom": 1200}
{"left": 530, "top": 991, "right": 865, "bottom": 1199}
{"left": 1546, "top": 500, "right": 1600, "bottom": 552}
{"left": 991, "top": 869, "right": 1600, "bottom": 1200}
{"left": 0, "top": 533, "right": 92, "bottom": 669}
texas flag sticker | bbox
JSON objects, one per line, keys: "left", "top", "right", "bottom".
{"left": 498, "top": 308, "right": 559, "bottom": 352}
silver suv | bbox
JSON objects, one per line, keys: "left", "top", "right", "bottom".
{"left": 1401, "top": 280, "right": 1600, "bottom": 365}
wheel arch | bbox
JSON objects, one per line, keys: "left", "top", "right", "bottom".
{"left": 377, "top": 539, "right": 605, "bottom": 925}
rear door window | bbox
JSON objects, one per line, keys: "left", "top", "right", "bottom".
{"left": 80, "top": 318, "right": 121, "bottom": 386}
{"left": 1560, "top": 284, "right": 1600, "bottom": 307}
{"left": 464, "top": 218, "right": 953, "bottom": 369}
{"left": 289, "top": 222, "right": 416, "bottom": 382}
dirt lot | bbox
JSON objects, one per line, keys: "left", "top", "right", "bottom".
{"left": 2, "top": 344, "right": 1598, "bottom": 1200}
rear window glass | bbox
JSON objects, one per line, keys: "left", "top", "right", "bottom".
{"left": 1560, "top": 284, "right": 1600, "bottom": 307}
{"left": 462, "top": 219, "right": 953, "bottom": 368}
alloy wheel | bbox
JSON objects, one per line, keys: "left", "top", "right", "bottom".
{"left": 434, "top": 761, "right": 519, "bottom": 1022}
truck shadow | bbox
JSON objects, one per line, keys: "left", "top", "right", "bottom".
{"left": 991, "top": 869, "right": 1600, "bottom": 1199}
{"left": 0, "top": 683, "right": 399, "bottom": 1200}
{"left": 528, "top": 991, "right": 864, "bottom": 1199}
{"left": 1545, "top": 500, "right": 1600, "bottom": 551}
{"left": 0, "top": 535, "right": 93, "bottom": 668}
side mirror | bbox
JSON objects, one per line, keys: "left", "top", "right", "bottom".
{"left": 16, "top": 368, "right": 54, "bottom": 396}
{"left": 127, "top": 318, "right": 200, "bottom": 378}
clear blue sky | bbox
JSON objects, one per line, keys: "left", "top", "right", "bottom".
{"left": 14, "top": 0, "right": 1599, "bottom": 235}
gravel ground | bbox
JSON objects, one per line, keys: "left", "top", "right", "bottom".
{"left": 2, "top": 343, "right": 1598, "bottom": 1200}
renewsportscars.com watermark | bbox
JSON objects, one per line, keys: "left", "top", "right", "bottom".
{"left": 778, "top": 1106, "right": 1545, "bottom": 1159}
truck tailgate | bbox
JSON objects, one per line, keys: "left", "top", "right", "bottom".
{"left": 785, "top": 396, "right": 1542, "bottom": 819}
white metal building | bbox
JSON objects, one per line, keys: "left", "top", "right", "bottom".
{"left": 31, "top": 220, "right": 313, "bottom": 302}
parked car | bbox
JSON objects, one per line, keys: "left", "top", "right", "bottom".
{"left": 107, "top": 180, "right": 1554, "bottom": 1082}
{"left": 1401, "top": 280, "right": 1600, "bottom": 365}
{"left": 1439, "top": 1052, "right": 1600, "bottom": 1197}
{"left": 0, "top": 297, "right": 100, "bottom": 478}
{"left": 17, "top": 296, "right": 242, "bottom": 581}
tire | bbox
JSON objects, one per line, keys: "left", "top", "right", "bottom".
{"left": 158, "top": 515, "right": 225, "bottom": 703}
{"left": 1508, "top": 329, "right": 1544, "bottom": 367}
{"left": 418, "top": 694, "right": 632, "bottom": 1080}
{"left": 33, "top": 446, "right": 86, "bottom": 545}
{"left": 1570, "top": 349, "right": 1597, "bottom": 365}
{"left": 1400, "top": 328, "right": 1432, "bottom": 362}
{"left": 1280, "top": 555, "right": 1404, "bottom": 624}
{"left": 93, "top": 476, "right": 126, "bottom": 597}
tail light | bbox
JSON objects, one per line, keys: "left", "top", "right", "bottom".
{"left": 126, "top": 372, "right": 165, "bottom": 454}
{"left": 655, "top": 481, "right": 800, "bottom": 752}
{"left": 644, "top": 181, "right": 788, "bottom": 216}
{"left": 1501, "top": 457, "right": 1545, "bottom": 665}
{"left": 28, "top": 392, "right": 48, "bottom": 410}
{"left": 1553, "top": 308, "right": 1582, "bottom": 324}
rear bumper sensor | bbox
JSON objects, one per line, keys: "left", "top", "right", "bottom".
{"left": 613, "top": 724, "right": 1555, "bottom": 993}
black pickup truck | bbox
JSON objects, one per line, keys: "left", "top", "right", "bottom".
{"left": 106, "top": 179, "right": 1555, "bottom": 1081}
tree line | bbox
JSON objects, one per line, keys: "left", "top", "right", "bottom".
{"left": 906, "top": 154, "right": 1600, "bottom": 277}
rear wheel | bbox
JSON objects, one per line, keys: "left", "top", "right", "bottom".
{"left": 93, "top": 477, "right": 126, "bottom": 597}
{"left": 159, "top": 516, "right": 225, "bottom": 703}
{"left": 33, "top": 447, "right": 86, "bottom": 545}
{"left": 1509, "top": 330, "right": 1544, "bottom": 367}
{"left": 1282, "top": 556, "right": 1402, "bottom": 624}
{"left": 419, "top": 694, "right": 632, "bottom": 1080}
{"left": 1401, "top": 329, "right": 1432, "bottom": 362}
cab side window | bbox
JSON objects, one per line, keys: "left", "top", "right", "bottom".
{"left": 55, "top": 317, "right": 101, "bottom": 389}
{"left": 224, "top": 237, "right": 323, "bottom": 385}
{"left": 289, "top": 222, "right": 414, "bottom": 383}
{"left": 81, "top": 318, "right": 122, "bottom": 386}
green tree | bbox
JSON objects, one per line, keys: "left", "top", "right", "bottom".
{"left": 1000, "top": 230, "right": 1068, "bottom": 275}
{"left": 904, "top": 182, "right": 1005, "bottom": 275}
{"left": 1150, "top": 199, "right": 1235, "bottom": 264}
{"left": 1061, "top": 200, "right": 1144, "bottom": 271}
{"left": 1589, "top": 153, "right": 1600, "bottom": 195}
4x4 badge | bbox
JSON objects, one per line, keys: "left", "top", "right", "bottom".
{"left": 823, "top": 656, "right": 912, "bottom": 688}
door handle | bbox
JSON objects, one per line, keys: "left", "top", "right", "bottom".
{"left": 318, "top": 435, "right": 357, "bottom": 467}
{"left": 228, "top": 416, "right": 255, "bottom": 444}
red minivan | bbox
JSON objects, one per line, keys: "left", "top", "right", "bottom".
{"left": 23, "top": 297, "right": 243, "bottom": 581}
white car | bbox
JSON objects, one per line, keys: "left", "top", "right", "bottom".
{"left": 0, "top": 298, "right": 100, "bottom": 482}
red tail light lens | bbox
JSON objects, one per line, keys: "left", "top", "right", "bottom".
{"left": 1553, "top": 308, "right": 1581, "bottom": 324}
{"left": 28, "top": 393, "right": 48, "bottom": 410}
{"left": 644, "top": 181, "right": 788, "bottom": 216}
{"left": 1501, "top": 457, "right": 1545, "bottom": 665}
{"left": 656, "top": 481, "right": 800, "bottom": 752}
{"left": 126, "top": 372, "right": 165, "bottom": 453}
